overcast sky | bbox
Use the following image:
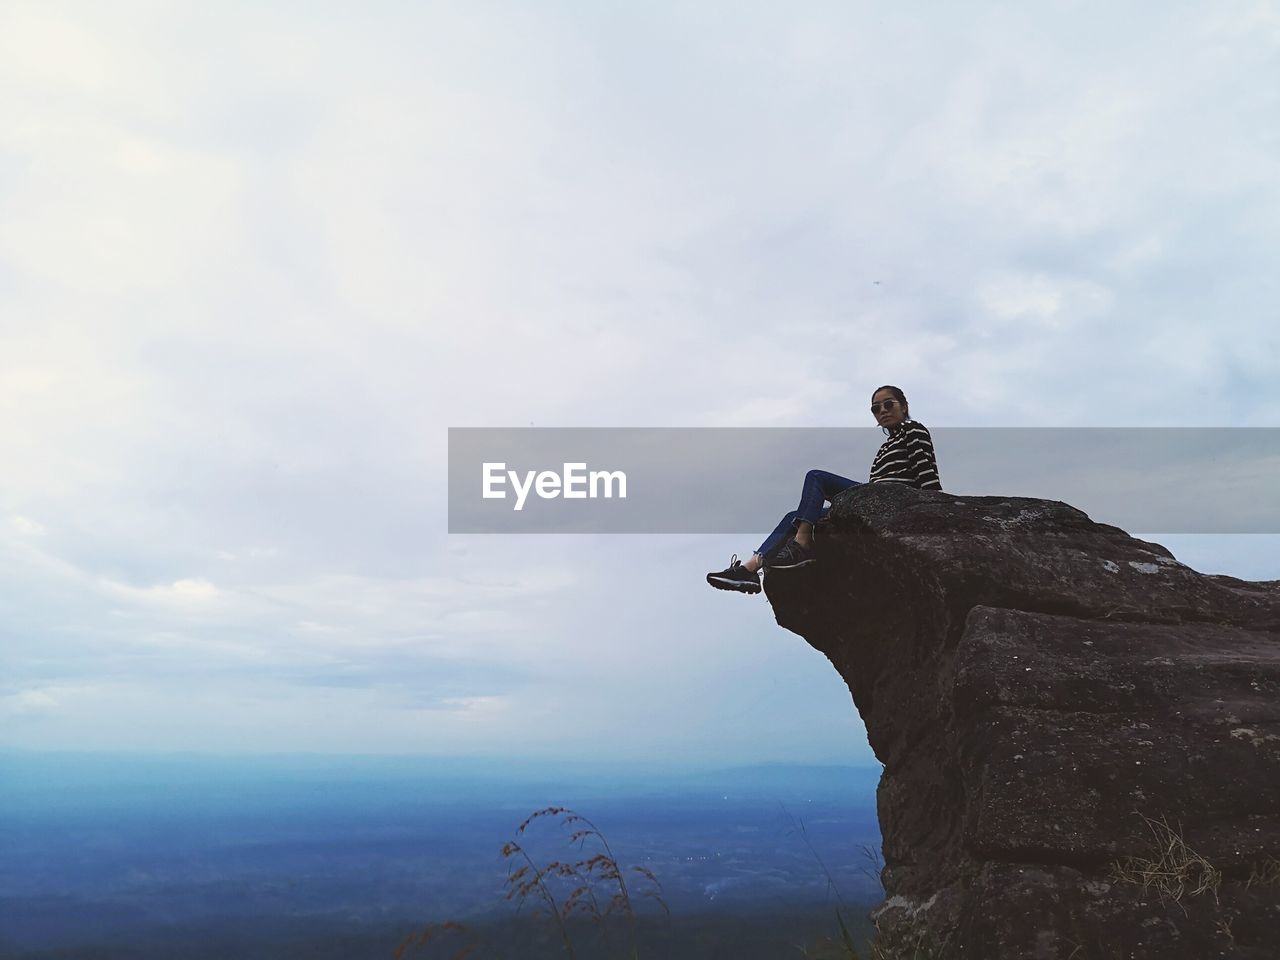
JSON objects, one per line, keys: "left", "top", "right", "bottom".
{"left": 2, "top": 1, "right": 1278, "bottom": 766}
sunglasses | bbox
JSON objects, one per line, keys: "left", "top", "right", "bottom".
{"left": 870, "top": 399, "right": 900, "bottom": 413}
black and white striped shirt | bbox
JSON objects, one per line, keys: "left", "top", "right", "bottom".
{"left": 869, "top": 420, "right": 942, "bottom": 490}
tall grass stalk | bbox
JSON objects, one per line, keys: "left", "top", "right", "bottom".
{"left": 780, "top": 804, "right": 873, "bottom": 959}
{"left": 503, "top": 806, "right": 668, "bottom": 960}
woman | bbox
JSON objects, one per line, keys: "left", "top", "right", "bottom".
{"left": 706, "top": 385, "right": 941, "bottom": 594}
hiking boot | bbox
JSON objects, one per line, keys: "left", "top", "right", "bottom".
{"left": 767, "top": 539, "right": 816, "bottom": 570}
{"left": 706, "top": 555, "right": 761, "bottom": 594}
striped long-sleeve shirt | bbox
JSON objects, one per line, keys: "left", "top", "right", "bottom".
{"left": 868, "top": 419, "right": 942, "bottom": 490}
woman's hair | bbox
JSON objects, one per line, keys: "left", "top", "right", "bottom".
{"left": 873, "top": 384, "right": 909, "bottom": 417}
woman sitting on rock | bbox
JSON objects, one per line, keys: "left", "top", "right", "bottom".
{"left": 706, "top": 385, "right": 942, "bottom": 595}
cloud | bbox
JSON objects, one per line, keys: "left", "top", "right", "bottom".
{"left": 1, "top": 687, "right": 62, "bottom": 718}
{"left": 976, "top": 272, "right": 1112, "bottom": 329}
{"left": 0, "top": 2, "right": 1275, "bottom": 760}
{"left": 438, "top": 695, "right": 508, "bottom": 715}
{"left": 9, "top": 515, "right": 47, "bottom": 536}
{"left": 102, "top": 577, "right": 224, "bottom": 607}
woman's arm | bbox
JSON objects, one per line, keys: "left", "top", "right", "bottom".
{"left": 905, "top": 423, "right": 942, "bottom": 490}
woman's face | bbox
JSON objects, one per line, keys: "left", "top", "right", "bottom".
{"left": 871, "top": 388, "right": 907, "bottom": 429}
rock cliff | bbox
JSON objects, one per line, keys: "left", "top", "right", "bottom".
{"left": 763, "top": 484, "right": 1280, "bottom": 959}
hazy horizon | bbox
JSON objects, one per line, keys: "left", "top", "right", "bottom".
{"left": 1, "top": 756, "right": 882, "bottom": 958}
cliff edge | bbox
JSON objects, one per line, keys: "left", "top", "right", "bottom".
{"left": 764, "top": 484, "right": 1280, "bottom": 959}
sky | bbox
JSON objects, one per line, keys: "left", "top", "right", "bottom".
{"left": 2, "top": 1, "right": 1278, "bottom": 767}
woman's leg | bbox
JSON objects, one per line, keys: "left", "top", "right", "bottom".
{"left": 729, "top": 471, "right": 860, "bottom": 577}
{"left": 750, "top": 510, "right": 800, "bottom": 569}
{"left": 793, "top": 470, "right": 859, "bottom": 546}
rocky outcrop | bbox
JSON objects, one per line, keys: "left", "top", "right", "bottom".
{"left": 764, "top": 484, "right": 1280, "bottom": 959}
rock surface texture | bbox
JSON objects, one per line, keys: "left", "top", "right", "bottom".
{"left": 763, "top": 484, "right": 1280, "bottom": 960}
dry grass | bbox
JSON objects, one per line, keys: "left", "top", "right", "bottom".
{"left": 397, "top": 806, "right": 667, "bottom": 960}
{"left": 394, "top": 920, "right": 479, "bottom": 960}
{"left": 1246, "top": 857, "right": 1280, "bottom": 889}
{"left": 1108, "top": 814, "right": 1221, "bottom": 907}
{"left": 501, "top": 806, "right": 668, "bottom": 960}
{"left": 780, "top": 805, "right": 944, "bottom": 960}
{"left": 858, "top": 929, "right": 951, "bottom": 960}
{"left": 780, "top": 805, "right": 867, "bottom": 960}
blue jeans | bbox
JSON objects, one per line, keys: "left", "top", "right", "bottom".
{"left": 756, "top": 469, "right": 861, "bottom": 558}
